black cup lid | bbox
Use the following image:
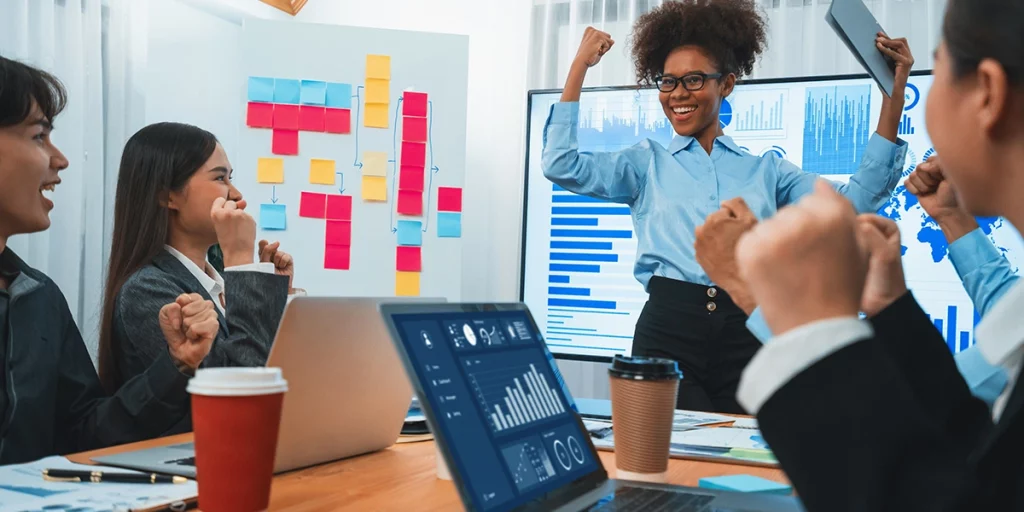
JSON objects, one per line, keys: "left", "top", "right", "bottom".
{"left": 608, "top": 355, "right": 682, "bottom": 381}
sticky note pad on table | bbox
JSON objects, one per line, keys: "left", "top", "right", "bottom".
{"left": 247, "top": 76, "right": 275, "bottom": 102}
{"left": 362, "top": 176, "right": 387, "bottom": 202}
{"left": 309, "top": 159, "right": 336, "bottom": 185}
{"left": 399, "top": 166, "right": 425, "bottom": 192}
{"left": 246, "top": 102, "right": 274, "bottom": 128}
{"left": 325, "top": 82, "right": 352, "bottom": 109}
{"left": 437, "top": 212, "right": 462, "bottom": 238}
{"left": 324, "top": 245, "right": 351, "bottom": 270}
{"left": 397, "top": 189, "right": 423, "bottom": 216}
{"left": 365, "top": 78, "right": 390, "bottom": 104}
{"left": 260, "top": 204, "right": 287, "bottom": 231}
{"left": 273, "top": 79, "right": 301, "bottom": 104}
{"left": 401, "top": 141, "right": 426, "bottom": 169}
{"left": 299, "top": 192, "right": 327, "bottom": 219}
{"left": 273, "top": 104, "right": 300, "bottom": 130}
{"left": 272, "top": 130, "right": 299, "bottom": 155}
{"left": 403, "top": 92, "right": 428, "bottom": 117}
{"left": 326, "top": 194, "right": 352, "bottom": 221}
{"left": 362, "top": 151, "right": 388, "bottom": 177}
{"left": 366, "top": 55, "right": 391, "bottom": 80}
{"left": 403, "top": 115, "right": 427, "bottom": 143}
{"left": 364, "top": 103, "right": 389, "bottom": 129}
{"left": 300, "top": 80, "right": 327, "bottom": 105}
{"left": 698, "top": 475, "right": 792, "bottom": 495}
{"left": 325, "top": 220, "right": 352, "bottom": 246}
{"left": 256, "top": 157, "right": 285, "bottom": 184}
{"left": 437, "top": 187, "right": 463, "bottom": 212}
{"left": 324, "top": 108, "right": 351, "bottom": 134}
{"left": 396, "top": 271, "right": 420, "bottom": 297}
{"left": 299, "top": 106, "right": 325, "bottom": 132}
{"left": 396, "top": 246, "right": 422, "bottom": 272}
{"left": 397, "top": 220, "right": 423, "bottom": 246}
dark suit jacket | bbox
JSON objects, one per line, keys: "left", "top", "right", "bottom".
{"left": 111, "top": 250, "right": 289, "bottom": 432}
{"left": 755, "top": 293, "right": 1022, "bottom": 511}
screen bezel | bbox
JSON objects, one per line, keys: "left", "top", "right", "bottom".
{"left": 519, "top": 69, "right": 935, "bottom": 363}
{"left": 378, "top": 302, "right": 610, "bottom": 512}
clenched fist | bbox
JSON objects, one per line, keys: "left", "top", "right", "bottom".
{"left": 574, "top": 27, "right": 615, "bottom": 68}
{"left": 211, "top": 196, "right": 256, "bottom": 268}
{"left": 160, "top": 293, "right": 218, "bottom": 372}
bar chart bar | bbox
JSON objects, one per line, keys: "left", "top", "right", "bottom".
{"left": 478, "top": 364, "right": 569, "bottom": 433}
{"left": 513, "top": 388, "right": 534, "bottom": 422}
{"left": 531, "top": 368, "right": 558, "bottom": 414}
{"left": 526, "top": 372, "right": 552, "bottom": 417}
{"left": 505, "top": 394, "right": 523, "bottom": 426}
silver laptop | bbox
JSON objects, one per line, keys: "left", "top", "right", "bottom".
{"left": 95, "top": 297, "right": 443, "bottom": 476}
{"left": 378, "top": 302, "right": 805, "bottom": 512}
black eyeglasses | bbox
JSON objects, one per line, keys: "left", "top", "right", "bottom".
{"left": 655, "top": 72, "right": 723, "bottom": 93}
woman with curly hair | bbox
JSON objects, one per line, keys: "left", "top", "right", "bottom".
{"left": 542, "top": 0, "right": 914, "bottom": 413}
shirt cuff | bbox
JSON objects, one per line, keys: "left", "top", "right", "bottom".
{"left": 955, "top": 345, "right": 1009, "bottom": 407}
{"left": 864, "top": 132, "right": 908, "bottom": 169}
{"left": 225, "top": 262, "right": 276, "bottom": 274}
{"left": 737, "top": 317, "right": 872, "bottom": 414}
{"left": 547, "top": 101, "right": 579, "bottom": 125}
{"left": 949, "top": 228, "right": 1004, "bottom": 278}
{"left": 745, "top": 307, "right": 772, "bottom": 344}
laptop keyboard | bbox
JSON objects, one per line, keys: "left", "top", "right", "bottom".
{"left": 164, "top": 456, "right": 196, "bottom": 467}
{"left": 589, "top": 486, "right": 715, "bottom": 511}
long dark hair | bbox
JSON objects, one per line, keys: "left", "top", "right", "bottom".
{"left": 98, "top": 122, "right": 218, "bottom": 392}
{"left": 0, "top": 55, "right": 67, "bottom": 127}
{"left": 943, "top": 0, "right": 1023, "bottom": 85}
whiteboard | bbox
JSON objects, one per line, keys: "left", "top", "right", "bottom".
{"left": 237, "top": 19, "right": 468, "bottom": 299}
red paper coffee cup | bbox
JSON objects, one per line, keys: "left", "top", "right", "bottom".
{"left": 188, "top": 368, "right": 288, "bottom": 512}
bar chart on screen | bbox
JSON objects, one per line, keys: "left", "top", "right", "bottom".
{"left": 464, "top": 354, "right": 567, "bottom": 434}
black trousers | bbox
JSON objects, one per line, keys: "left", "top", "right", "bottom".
{"left": 631, "top": 276, "right": 762, "bottom": 414}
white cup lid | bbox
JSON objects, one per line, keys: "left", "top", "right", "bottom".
{"left": 187, "top": 367, "right": 288, "bottom": 397}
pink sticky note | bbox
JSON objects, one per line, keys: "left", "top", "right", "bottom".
{"left": 299, "top": 106, "right": 325, "bottom": 132}
{"left": 272, "top": 129, "right": 299, "bottom": 155}
{"left": 324, "top": 245, "right": 351, "bottom": 270}
{"left": 326, "top": 194, "right": 352, "bottom": 221}
{"left": 273, "top": 104, "right": 300, "bottom": 130}
{"left": 246, "top": 102, "right": 274, "bottom": 128}
{"left": 325, "top": 220, "right": 352, "bottom": 246}
{"left": 403, "top": 92, "right": 428, "bottom": 117}
{"left": 399, "top": 166, "right": 425, "bottom": 192}
{"left": 437, "top": 187, "right": 463, "bottom": 212}
{"left": 396, "top": 246, "right": 422, "bottom": 272}
{"left": 325, "top": 108, "right": 351, "bottom": 134}
{"left": 401, "top": 141, "right": 426, "bottom": 169}
{"left": 299, "top": 191, "right": 327, "bottom": 218}
{"left": 397, "top": 189, "right": 423, "bottom": 216}
{"left": 402, "top": 116, "right": 427, "bottom": 143}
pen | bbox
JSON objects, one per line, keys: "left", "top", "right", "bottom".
{"left": 42, "top": 469, "right": 189, "bottom": 484}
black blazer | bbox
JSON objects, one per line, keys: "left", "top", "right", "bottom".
{"left": 755, "top": 292, "right": 1024, "bottom": 511}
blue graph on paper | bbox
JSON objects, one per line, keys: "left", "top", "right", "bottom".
{"left": 802, "top": 85, "right": 871, "bottom": 175}
{"left": 734, "top": 93, "right": 785, "bottom": 132}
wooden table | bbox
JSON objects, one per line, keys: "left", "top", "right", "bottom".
{"left": 71, "top": 434, "right": 790, "bottom": 511}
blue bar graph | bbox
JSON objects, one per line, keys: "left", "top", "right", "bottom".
{"left": 946, "top": 306, "right": 958, "bottom": 353}
{"left": 548, "top": 287, "right": 590, "bottom": 296}
{"left": 548, "top": 298, "right": 617, "bottom": 310}
{"left": 735, "top": 93, "right": 785, "bottom": 131}
{"left": 898, "top": 114, "right": 915, "bottom": 136}
{"left": 548, "top": 275, "right": 569, "bottom": 283}
{"left": 960, "top": 332, "right": 970, "bottom": 352}
{"left": 930, "top": 304, "right": 975, "bottom": 353}
{"left": 934, "top": 318, "right": 943, "bottom": 334}
{"left": 552, "top": 195, "right": 606, "bottom": 203}
{"left": 549, "top": 252, "right": 618, "bottom": 262}
{"left": 549, "top": 263, "right": 600, "bottom": 273}
{"left": 802, "top": 85, "right": 871, "bottom": 175}
{"left": 551, "top": 229, "right": 632, "bottom": 239}
{"left": 551, "top": 217, "right": 598, "bottom": 226}
{"left": 550, "top": 241, "right": 612, "bottom": 250}
{"left": 552, "top": 207, "right": 631, "bottom": 216}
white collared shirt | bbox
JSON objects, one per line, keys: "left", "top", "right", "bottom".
{"left": 163, "top": 245, "right": 275, "bottom": 315}
{"left": 737, "top": 282, "right": 1024, "bottom": 420}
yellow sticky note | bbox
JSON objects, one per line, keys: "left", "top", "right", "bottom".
{"left": 365, "top": 78, "right": 390, "bottom": 104}
{"left": 257, "top": 157, "right": 284, "bottom": 184}
{"left": 366, "top": 55, "right": 391, "bottom": 80}
{"left": 362, "top": 175, "right": 387, "bottom": 202}
{"left": 362, "top": 151, "right": 387, "bottom": 177}
{"left": 309, "top": 158, "right": 336, "bottom": 185}
{"left": 365, "top": 103, "right": 389, "bottom": 128}
{"left": 396, "top": 271, "right": 420, "bottom": 297}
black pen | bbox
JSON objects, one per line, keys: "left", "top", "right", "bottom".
{"left": 42, "top": 468, "right": 189, "bottom": 484}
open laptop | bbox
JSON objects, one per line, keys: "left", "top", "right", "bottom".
{"left": 378, "top": 302, "right": 805, "bottom": 512}
{"left": 95, "top": 297, "right": 441, "bottom": 476}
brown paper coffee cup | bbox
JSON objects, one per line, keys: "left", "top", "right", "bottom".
{"left": 608, "top": 355, "right": 680, "bottom": 483}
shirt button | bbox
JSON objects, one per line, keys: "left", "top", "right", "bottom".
{"left": 706, "top": 301, "right": 717, "bottom": 312}
{"left": 709, "top": 195, "right": 716, "bottom": 201}
{"left": 707, "top": 287, "right": 718, "bottom": 298}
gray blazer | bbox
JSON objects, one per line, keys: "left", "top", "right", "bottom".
{"left": 112, "top": 250, "right": 289, "bottom": 392}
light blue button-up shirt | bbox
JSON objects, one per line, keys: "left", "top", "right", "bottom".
{"left": 542, "top": 101, "right": 908, "bottom": 290}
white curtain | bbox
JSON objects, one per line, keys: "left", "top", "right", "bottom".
{"left": 527, "top": 0, "right": 948, "bottom": 90}
{"left": 0, "top": 0, "right": 149, "bottom": 362}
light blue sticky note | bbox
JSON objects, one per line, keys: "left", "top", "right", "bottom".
{"left": 300, "top": 80, "right": 327, "bottom": 105}
{"left": 248, "top": 76, "right": 275, "bottom": 102}
{"left": 260, "top": 204, "right": 287, "bottom": 231}
{"left": 273, "top": 79, "right": 301, "bottom": 104}
{"left": 397, "top": 220, "right": 423, "bottom": 246}
{"left": 437, "top": 212, "right": 462, "bottom": 238}
{"left": 325, "top": 82, "right": 352, "bottom": 109}
{"left": 698, "top": 475, "right": 791, "bottom": 495}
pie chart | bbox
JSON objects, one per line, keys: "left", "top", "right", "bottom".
{"left": 719, "top": 99, "right": 732, "bottom": 129}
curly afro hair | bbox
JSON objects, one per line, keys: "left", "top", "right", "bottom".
{"left": 629, "top": 0, "right": 768, "bottom": 86}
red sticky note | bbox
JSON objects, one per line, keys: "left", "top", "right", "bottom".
{"left": 325, "top": 220, "right": 352, "bottom": 246}
{"left": 437, "top": 187, "right": 463, "bottom": 212}
{"left": 396, "top": 246, "right": 422, "bottom": 272}
{"left": 402, "top": 116, "right": 427, "bottom": 143}
{"left": 399, "top": 166, "right": 425, "bottom": 192}
{"left": 246, "top": 102, "right": 274, "bottom": 128}
{"left": 403, "top": 92, "right": 428, "bottom": 117}
{"left": 299, "top": 106, "right": 325, "bottom": 132}
{"left": 272, "top": 129, "right": 299, "bottom": 155}
{"left": 325, "top": 108, "right": 351, "bottom": 134}
{"left": 397, "top": 189, "right": 423, "bottom": 216}
{"left": 299, "top": 191, "right": 327, "bottom": 218}
{"left": 273, "top": 104, "right": 300, "bottom": 130}
{"left": 401, "top": 141, "right": 426, "bottom": 169}
{"left": 326, "top": 194, "right": 352, "bottom": 221}
{"left": 325, "top": 245, "right": 351, "bottom": 270}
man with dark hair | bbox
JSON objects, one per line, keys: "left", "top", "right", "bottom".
{"left": 0, "top": 55, "right": 220, "bottom": 464}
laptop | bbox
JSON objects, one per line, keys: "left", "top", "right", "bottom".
{"left": 378, "top": 302, "right": 805, "bottom": 512}
{"left": 95, "top": 297, "right": 442, "bottom": 476}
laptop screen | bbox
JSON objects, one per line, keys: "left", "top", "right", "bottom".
{"left": 388, "top": 308, "right": 601, "bottom": 511}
